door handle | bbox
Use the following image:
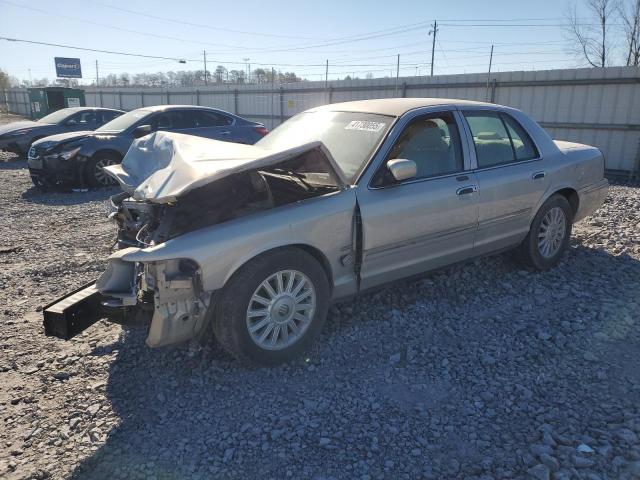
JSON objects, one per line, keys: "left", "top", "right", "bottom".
{"left": 532, "top": 171, "right": 546, "bottom": 180}
{"left": 456, "top": 185, "right": 478, "bottom": 196}
{"left": 220, "top": 131, "right": 231, "bottom": 135}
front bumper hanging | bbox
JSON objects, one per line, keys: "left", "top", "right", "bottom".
{"left": 43, "top": 281, "right": 128, "bottom": 340}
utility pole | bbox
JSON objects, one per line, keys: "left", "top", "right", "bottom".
{"left": 95, "top": 60, "right": 99, "bottom": 86}
{"left": 242, "top": 58, "right": 250, "bottom": 84}
{"left": 325, "top": 59, "right": 329, "bottom": 88}
{"left": 203, "top": 50, "right": 208, "bottom": 86}
{"left": 395, "top": 54, "right": 400, "bottom": 94}
{"left": 429, "top": 20, "right": 438, "bottom": 76}
{"left": 485, "top": 45, "right": 494, "bottom": 102}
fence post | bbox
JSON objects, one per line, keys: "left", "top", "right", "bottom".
{"left": 140, "top": 91, "right": 144, "bottom": 107}
{"left": 234, "top": 89, "right": 239, "bottom": 115}
{"left": 118, "top": 91, "right": 123, "bottom": 110}
{"left": 26, "top": 91, "right": 32, "bottom": 118}
{"left": 401, "top": 82, "right": 407, "bottom": 98}
{"left": 490, "top": 79, "right": 497, "bottom": 103}
{"left": 279, "top": 86, "right": 284, "bottom": 124}
{"left": 166, "top": 90, "right": 170, "bottom": 105}
{"left": 631, "top": 136, "right": 640, "bottom": 182}
{"left": 99, "top": 91, "right": 104, "bottom": 107}
{"left": 195, "top": 90, "right": 200, "bottom": 106}
{"left": 328, "top": 86, "right": 333, "bottom": 104}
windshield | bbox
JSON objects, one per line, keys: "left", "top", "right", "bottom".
{"left": 96, "top": 109, "right": 152, "bottom": 133}
{"left": 256, "top": 111, "right": 393, "bottom": 182}
{"left": 38, "top": 109, "right": 76, "bottom": 124}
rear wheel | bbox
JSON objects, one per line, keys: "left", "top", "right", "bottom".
{"left": 212, "top": 248, "right": 330, "bottom": 365}
{"left": 517, "top": 194, "right": 573, "bottom": 270}
{"left": 85, "top": 153, "right": 119, "bottom": 187}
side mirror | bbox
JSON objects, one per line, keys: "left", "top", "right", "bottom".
{"left": 133, "top": 124, "right": 152, "bottom": 138}
{"left": 387, "top": 159, "right": 417, "bottom": 182}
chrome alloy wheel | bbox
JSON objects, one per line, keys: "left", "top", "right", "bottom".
{"left": 245, "top": 270, "right": 316, "bottom": 350}
{"left": 537, "top": 206, "right": 566, "bottom": 258}
{"left": 94, "top": 158, "right": 117, "bottom": 185}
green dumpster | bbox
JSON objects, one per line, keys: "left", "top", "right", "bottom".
{"left": 27, "top": 87, "right": 86, "bottom": 119}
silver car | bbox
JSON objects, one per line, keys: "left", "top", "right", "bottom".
{"left": 43, "top": 98, "right": 609, "bottom": 365}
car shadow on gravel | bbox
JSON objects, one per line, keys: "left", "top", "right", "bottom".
{"left": 67, "top": 245, "right": 640, "bottom": 480}
{"left": 0, "top": 157, "right": 26, "bottom": 169}
{"left": 21, "top": 185, "right": 120, "bottom": 206}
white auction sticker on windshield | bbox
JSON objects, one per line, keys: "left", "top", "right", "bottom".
{"left": 345, "top": 120, "right": 386, "bottom": 132}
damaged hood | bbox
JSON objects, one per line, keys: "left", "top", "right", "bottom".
{"left": 104, "top": 131, "right": 346, "bottom": 204}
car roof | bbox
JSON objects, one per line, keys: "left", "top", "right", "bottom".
{"left": 307, "top": 98, "right": 498, "bottom": 117}
{"left": 61, "top": 107, "right": 123, "bottom": 112}
{"left": 138, "top": 105, "right": 232, "bottom": 113}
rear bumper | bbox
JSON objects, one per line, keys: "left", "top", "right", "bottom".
{"left": 575, "top": 179, "right": 609, "bottom": 223}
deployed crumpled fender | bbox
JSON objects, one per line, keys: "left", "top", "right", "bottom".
{"left": 104, "top": 131, "right": 347, "bottom": 204}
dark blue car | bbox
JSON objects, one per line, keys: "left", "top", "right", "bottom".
{"left": 28, "top": 105, "right": 269, "bottom": 188}
{"left": 0, "top": 107, "right": 124, "bottom": 156}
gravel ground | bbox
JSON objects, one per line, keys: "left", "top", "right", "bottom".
{"left": 1, "top": 129, "right": 640, "bottom": 480}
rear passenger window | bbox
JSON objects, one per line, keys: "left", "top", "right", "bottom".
{"left": 193, "top": 111, "right": 233, "bottom": 127}
{"left": 101, "top": 111, "right": 122, "bottom": 124}
{"left": 502, "top": 115, "right": 538, "bottom": 160}
{"left": 464, "top": 112, "right": 538, "bottom": 168}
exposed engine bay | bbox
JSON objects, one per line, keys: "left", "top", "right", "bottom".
{"left": 109, "top": 148, "right": 342, "bottom": 249}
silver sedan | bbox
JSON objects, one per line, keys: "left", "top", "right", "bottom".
{"left": 45, "top": 98, "right": 609, "bottom": 365}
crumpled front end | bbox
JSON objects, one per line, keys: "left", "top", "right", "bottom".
{"left": 45, "top": 131, "right": 347, "bottom": 347}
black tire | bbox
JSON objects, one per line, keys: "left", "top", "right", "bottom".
{"left": 212, "top": 248, "right": 330, "bottom": 366}
{"left": 84, "top": 152, "right": 120, "bottom": 188}
{"left": 517, "top": 194, "right": 573, "bottom": 270}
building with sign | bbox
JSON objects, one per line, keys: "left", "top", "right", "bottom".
{"left": 28, "top": 87, "right": 86, "bottom": 119}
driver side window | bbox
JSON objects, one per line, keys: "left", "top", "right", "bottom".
{"left": 376, "top": 112, "right": 463, "bottom": 186}
{"left": 67, "top": 111, "right": 96, "bottom": 126}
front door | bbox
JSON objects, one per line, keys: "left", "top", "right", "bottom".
{"left": 357, "top": 110, "right": 479, "bottom": 290}
{"left": 461, "top": 110, "right": 549, "bottom": 254}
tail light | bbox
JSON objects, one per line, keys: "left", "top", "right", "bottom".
{"left": 254, "top": 126, "right": 269, "bottom": 136}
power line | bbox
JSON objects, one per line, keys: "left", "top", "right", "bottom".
{"left": 0, "top": 37, "right": 187, "bottom": 62}
{"left": 94, "top": 2, "right": 320, "bottom": 41}
{"left": 0, "top": 0, "right": 260, "bottom": 52}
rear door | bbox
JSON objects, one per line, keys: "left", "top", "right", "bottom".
{"left": 357, "top": 109, "right": 479, "bottom": 290}
{"left": 99, "top": 110, "right": 123, "bottom": 127}
{"left": 461, "top": 109, "right": 548, "bottom": 254}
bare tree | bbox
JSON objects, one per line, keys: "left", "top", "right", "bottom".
{"left": 566, "top": 0, "right": 618, "bottom": 67}
{"left": 620, "top": 0, "right": 640, "bottom": 65}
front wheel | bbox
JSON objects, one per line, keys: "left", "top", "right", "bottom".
{"left": 212, "top": 248, "right": 330, "bottom": 365}
{"left": 84, "top": 153, "right": 120, "bottom": 187}
{"left": 517, "top": 194, "right": 573, "bottom": 270}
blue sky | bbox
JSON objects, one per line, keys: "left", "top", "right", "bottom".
{"left": 0, "top": 0, "right": 623, "bottom": 84}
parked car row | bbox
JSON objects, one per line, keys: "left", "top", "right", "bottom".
{"left": 0, "top": 107, "right": 123, "bottom": 156}
{"left": 1, "top": 105, "right": 268, "bottom": 189}
{"left": 42, "top": 98, "right": 609, "bottom": 365}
